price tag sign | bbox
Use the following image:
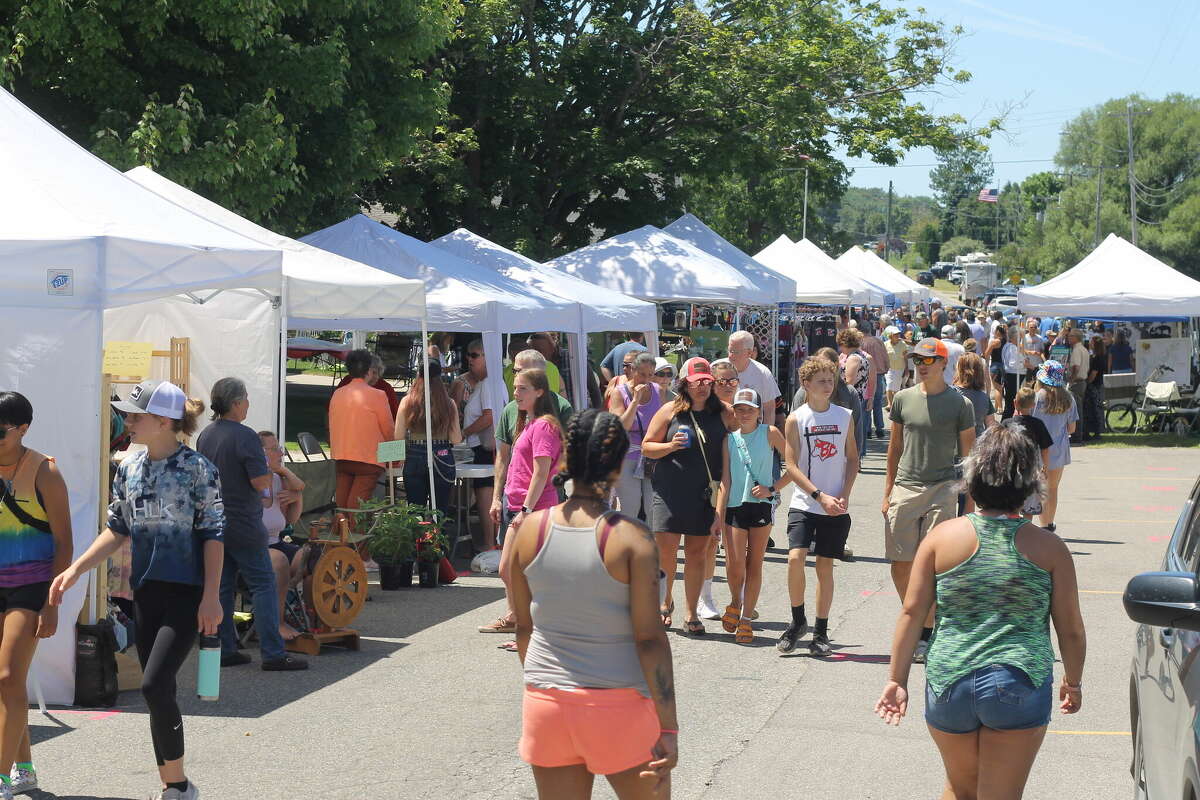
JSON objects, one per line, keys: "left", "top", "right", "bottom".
{"left": 102, "top": 342, "right": 154, "bottom": 378}
{"left": 377, "top": 440, "right": 406, "bottom": 463}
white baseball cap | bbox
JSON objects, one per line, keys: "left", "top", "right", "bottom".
{"left": 112, "top": 380, "right": 186, "bottom": 419}
{"left": 653, "top": 357, "right": 676, "bottom": 376}
{"left": 732, "top": 387, "right": 761, "bottom": 408}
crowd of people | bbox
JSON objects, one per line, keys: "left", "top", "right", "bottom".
{"left": 0, "top": 301, "right": 1104, "bottom": 799}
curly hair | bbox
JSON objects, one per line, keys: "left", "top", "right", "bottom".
{"left": 798, "top": 356, "right": 837, "bottom": 384}
{"left": 553, "top": 409, "right": 629, "bottom": 493}
{"left": 835, "top": 328, "right": 863, "bottom": 349}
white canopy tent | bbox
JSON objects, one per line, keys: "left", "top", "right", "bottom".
{"left": 0, "top": 86, "right": 284, "bottom": 704}
{"left": 664, "top": 214, "right": 798, "bottom": 304}
{"left": 1017, "top": 234, "right": 1200, "bottom": 317}
{"left": 114, "top": 167, "right": 439, "bottom": 495}
{"left": 836, "top": 247, "right": 926, "bottom": 304}
{"left": 754, "top": 236, "right": 890, "bottom": 305}
{"left": 543, "top": 225, "right": 770, "bottom": 306}
{"left": 430, "top": 229, "right": 659, "bottom": 408}
{"left": 856, "top": 247, "right": 932, "bottom": 301}
{"left": 302, "top": 215, "right": 583, "bottom": 417}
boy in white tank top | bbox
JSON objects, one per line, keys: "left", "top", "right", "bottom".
{"left": 780, "top": 358, "right": 858, "bottom": 656}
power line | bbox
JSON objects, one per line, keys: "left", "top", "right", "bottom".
{"left": 846, "top": 158, "right": 1056, "bottom": 170}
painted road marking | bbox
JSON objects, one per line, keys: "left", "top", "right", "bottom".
{"left": 1143, "top": 486, "right": 1179, "bottom": 492}
{"left": 1147, "top": 466, "right": 1180, "bottom": 471}
{"left": 1095, "top": 476, "right": 1194, "bottom": 481}
{"left": 1079, "top": 590, "right": 1123, "bottom": 595}
{"left": 1047, "top": 730, "right": 1130, "bottom": 736}
{"left": 1080, "top": 519, "right": 1174, "bottom": 524}
{"left": 1133, "top": 505, "right": 1179, "bottom": 513}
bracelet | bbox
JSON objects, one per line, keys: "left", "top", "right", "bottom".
{"left": 660, "top": 728, "right": 679, "bottom": 734}
{"left": 1063, "top": 679, "right": 1082, "bottom": 690}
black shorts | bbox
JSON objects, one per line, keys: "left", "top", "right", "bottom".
{"left": 268, "top": 539, "right": 302, "bottom": 563}
{"left": 471, "top": 446, "right": 495, "bottom": 489}
{"left": 787, "top": 510, "right": 852, "bottom": 559}
{"left": 0, "top": 581, "right": 50, "bottom": 614}
{"left": 725, "top": 503, "right": 774, "bottom": 530}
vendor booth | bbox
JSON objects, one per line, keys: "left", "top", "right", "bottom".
{"left": 430, "top": 229, "right": 658, "bottom": 409}
{"left": 836, "top": 247, "right": 928, "bottom": 304}
{"left": 0, "top": 87, "right": 285, "bottom": 704}
{"left": 755, "top": 236, "right": 891, "bottom": 306}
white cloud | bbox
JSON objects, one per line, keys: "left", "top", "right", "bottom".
{"left": 955, "top": 0, "right": 1138, "bottom": 63}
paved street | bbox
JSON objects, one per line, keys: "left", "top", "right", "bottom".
{"left": 30, "top": 439, "right": 1199, "bottom": 799}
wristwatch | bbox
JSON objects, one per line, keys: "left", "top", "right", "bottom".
{"left": 810, "top": 489, "right": 822, "bottom": 500}
{"left": 520, "top": 505, "right": 533, "bottom": 514}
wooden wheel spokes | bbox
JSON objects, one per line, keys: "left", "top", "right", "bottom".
{"left": 311, "top": 545, "right": 368, "bottom": 629}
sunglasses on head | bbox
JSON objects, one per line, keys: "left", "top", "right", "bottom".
{"left": 912, "top": 355, "right": 941, "bottom": 366}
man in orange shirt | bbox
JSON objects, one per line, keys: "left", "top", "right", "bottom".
{"left": 328, "top": 350, "right": 393, "bottom": 532}
{"left": 333, "top": 354, "right": 398, "bottom": 420}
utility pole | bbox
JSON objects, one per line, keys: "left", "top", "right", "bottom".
{"left": 884, "top": 180, "right": 893, "bottom": 262}
{"left": 1094, "top": 166, "right": 1104, "bottom": 248}
{"left": 802, "top": 166, "right": 810, "bottom": 240}
{"left": 1126, "top": 102, "right": 1138, "bottom": 245}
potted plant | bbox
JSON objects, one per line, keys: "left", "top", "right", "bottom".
{"left": 415, "top": 514, "right": 448, "bottom": 588}
{"left": 362, "top": 500, "right": 421, "bottom": 589}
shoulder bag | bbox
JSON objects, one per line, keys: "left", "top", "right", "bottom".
{"left": 689, "top": 411, "right": 721, "bottom": 508}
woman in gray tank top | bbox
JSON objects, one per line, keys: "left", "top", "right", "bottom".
{"left": 510, "top": 409, "right": 678, "bottom": 798}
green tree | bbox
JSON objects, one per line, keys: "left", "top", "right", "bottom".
{"left": 913, "top": 221, "right": 941, "bottom": 263}
{"left": 929, "top": 144, "right": 994, "bottom": 209}
{"left": 1021, "top": 172, "right": 1065, "bottom": 216}
{"left": 1, "top": 0, "right": 456, "bottom": 234}
{"left": 384, "top": 0, "right": 988, "bottom": 257}
{"left": 938, "top": 236, "right": 986, "bottom": 260}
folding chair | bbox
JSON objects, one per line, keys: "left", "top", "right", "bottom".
{"left": 296, "top": 432, "right": 327, "bottom": 462}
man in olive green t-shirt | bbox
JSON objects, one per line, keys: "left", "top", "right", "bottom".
{"left": 881, "top": 337, "right": 976, "bottom": 661}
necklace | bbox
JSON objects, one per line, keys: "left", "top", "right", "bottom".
{"left": 0, "top": 447, "right": 29, "bottom": 476}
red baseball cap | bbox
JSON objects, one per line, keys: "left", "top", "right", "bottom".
{"left": 680, "top": 357, "right": 714, "bottom": 383}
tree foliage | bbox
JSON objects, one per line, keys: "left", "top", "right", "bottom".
{"left": 929, "top": 143, "right": 993, "bottom": 210}
{"left": 913, "top": 221, "right": 941, "bottom": 263}
{"left": 938, "top": 236, "right": 986, "bottom": 260}
{"left": 382, "top": 0, "right": 990, "bottom": 257}
{"left": 0, "top": 0, "right": 456, "bottom": 234}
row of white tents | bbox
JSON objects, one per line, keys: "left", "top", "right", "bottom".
{"left": 7, "top": 82, "right": 1200, "bottom": 703}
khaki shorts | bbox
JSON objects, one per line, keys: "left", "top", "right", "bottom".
{"left": 884, "top": 480, "right": 958, "bottom": 562}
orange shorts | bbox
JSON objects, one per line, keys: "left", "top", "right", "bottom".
{"left": 519, "top": 685, "right": 658, "bottom": 775}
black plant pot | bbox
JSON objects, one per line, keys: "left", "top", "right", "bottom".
{"left": 379, "top": 560, "right": 413, "bottom": 590}
{"left": 417, "top": 559, "right": 440, "bottom": 588}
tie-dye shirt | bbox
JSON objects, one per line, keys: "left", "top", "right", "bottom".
{"left": 107, "top": 445, "right": 224, "bottom": 590}
{"left": 0, "top": 451, "right": 56, "bottom": 587}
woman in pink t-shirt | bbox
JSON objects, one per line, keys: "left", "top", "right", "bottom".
{"left": 504, "top": 369, "right": 564, "bottom": 532}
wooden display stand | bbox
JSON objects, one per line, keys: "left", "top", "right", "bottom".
{"left": 287, "top": 516, "right": 365, "bottom": 656}
{"left": 85, "top": 338, "right": 191, "bottom": 625}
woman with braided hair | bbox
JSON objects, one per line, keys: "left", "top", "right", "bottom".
{"left": 510, "top": 409, "right": 678, "bottom": 798}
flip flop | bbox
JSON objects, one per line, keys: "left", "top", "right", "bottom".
{"left": 660, "top": 601, "right": 675, "bottom": 630}
{"left": 498, "top": 640, "right": 518, "bottom": 652}
{"left": 721, "top": 605, "right": 741, "bottom": 634}
{"left": 736, "top": 619, "right": 754, "bottom": 645}
{"left": 685, "top": 618, "right": 706, "bottom": 636}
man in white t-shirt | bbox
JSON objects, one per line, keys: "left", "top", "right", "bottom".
{"left": 780, "top": 356, "right": 858, "bottom": 656}
{"left": 728, "top": 330, "right": 782, "bottom": 427}
{"left": 940, "top": 324, "right": 966, "bottom": 384}
{"left": 1022, "top": 317, "right": 1046, "bottom": 381}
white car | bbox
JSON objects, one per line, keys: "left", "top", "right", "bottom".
{"left": 987, "top": 295, "right": 1019, "bottom": 314}
{"left": 948, "top": 269, "right": 964, "bottom": 284}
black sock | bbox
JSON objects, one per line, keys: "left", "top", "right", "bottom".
{"left": 791, "top": 604, "right": 806, "bottom": 628}
{"left": 920, "top": 626, "right": 933, "bottom": 642}
{"left": 815, "top": 618, "right": 829, "bottom": 637}
{"left": 167, "top": 781, "right": 189, "bottom": 793}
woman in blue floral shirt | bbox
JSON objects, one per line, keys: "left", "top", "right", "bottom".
{"left": 51, "top": 380, "right": 223, "bottom": 800}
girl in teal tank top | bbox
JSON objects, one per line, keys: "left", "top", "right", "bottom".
{"left": 926, "top": 513, "right": 1053, "bottom": 694}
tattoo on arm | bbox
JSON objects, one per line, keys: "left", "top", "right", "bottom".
{"left": 654, "top": 664, "right": 675, "bottom": 704}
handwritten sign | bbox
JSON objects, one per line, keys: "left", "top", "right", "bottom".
{"left": 102, "top": 342, "right": 154, "bottom": 378}
{"left": 377, "top": 440, "right": 406, "bottom": 463}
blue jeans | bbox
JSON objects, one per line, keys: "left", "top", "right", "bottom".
{"left": 404, "top": 440, "right": 456, "bottom": 515}
{"left": 925, "top": 664, "right": 1052, "bottom": 734}
{"left": 872, "top": 374, "right": 886, "bottom": 435}
{"left": 219, "top": 539, "right": 285, "bottom": 660}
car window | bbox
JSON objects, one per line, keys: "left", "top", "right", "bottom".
{"left": 1175, "top": 477, "right": 1200, "bottom": 569}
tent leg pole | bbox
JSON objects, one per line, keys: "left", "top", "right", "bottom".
{"left": 420, "top": 316, "right": 435, "bottom": 511}
{"left": 277, "top": 278, "right": 288, "bottom": 442}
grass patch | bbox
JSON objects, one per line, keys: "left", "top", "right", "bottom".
{"left": 284, "top": 391, "right": 331, "bottom": 451}
{"left": 1085, "top": 433, "right": 1200, "bottom": 448}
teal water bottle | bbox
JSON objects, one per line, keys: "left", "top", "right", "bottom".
{"left": 197, "top": 634, "right": 221, "bottom": 701}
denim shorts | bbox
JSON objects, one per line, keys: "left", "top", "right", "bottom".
{"left": 925, "top": 664, "right": 1052, "bottom": 734}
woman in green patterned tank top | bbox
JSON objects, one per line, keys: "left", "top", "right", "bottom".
{"left": 874, "top": 424, "right": 1087, "bottom": 800}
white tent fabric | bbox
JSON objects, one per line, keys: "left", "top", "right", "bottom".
{"left": 664, "top": 214, "right": 797, "bottom": 304}
{"left": 302, "top": 215, "right": 583, "bottom": 417}
{"left": 430, "top": 229, "right": 659, "bottom": 408}
{"left": 854, "top": 247, "right": 932, "bottom": 301}
{"left": 119, "top": 167, "right": 429, "bottom": 435}
{"left": 754, "top": 236, "right": 889, "bottom": 305}
{"left": 543, "top": 226, "right": 770, "bottom": 306}
{"left": 836, "top": 247, "right": 925, "bottom": 304}
{"left": 1017, "top": 234, "right": 1200, "bottom": 317}
{"left": 0, "top": 86, "right": 284, "bottom": 704}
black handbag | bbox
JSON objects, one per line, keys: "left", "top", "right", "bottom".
{"left": 75, "top": 620, "right": 119, "bottom": 707}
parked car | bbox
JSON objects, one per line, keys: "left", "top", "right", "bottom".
{"left": 1124, "top": 473, "right": 1200, "bottom": 799}
{"left": 986, "top": 295, "right": 1019, "bottom": 315}
{"left": 948, "top": 268, "right": 964, "bottom": 284}
{"left": 916, "top": 270, "right": 935, "bottom": 286}
{"left": 930, "top": 262, "right": 955, "bottom": 279}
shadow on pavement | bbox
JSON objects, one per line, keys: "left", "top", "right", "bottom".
{"left": 1062, "top": 538, "right": 1121, "bottom": 545}
{"left": 26, "top": 792, "right": 132, "bottom": 800}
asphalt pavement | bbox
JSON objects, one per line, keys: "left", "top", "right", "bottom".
{"left": 28, "top": 437, "right": 1199, "bottom": 799}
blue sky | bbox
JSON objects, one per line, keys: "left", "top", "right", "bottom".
{"left": 844, "top": 0, "right": 1200, "bottom": 197}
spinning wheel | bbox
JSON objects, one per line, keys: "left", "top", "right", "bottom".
{"left": 310, "top": 545, "right": 368, "bottom": 629}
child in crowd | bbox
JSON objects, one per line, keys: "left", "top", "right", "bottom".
{"left": 1004, "top": 387, "right": 1053, "bottom": 520}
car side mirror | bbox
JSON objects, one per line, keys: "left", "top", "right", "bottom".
{"left": 1124, "top": 571, "right": 1200, "bottom": 631}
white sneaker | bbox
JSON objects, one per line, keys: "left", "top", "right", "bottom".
{"left": 9, "top": 766, "right": 34, "bottom": 794}
{"left": 158, "top": 784, "right": 200, "bottom": 800}
{"left": 697, "top": 581, "right": 721, "bottom": 620}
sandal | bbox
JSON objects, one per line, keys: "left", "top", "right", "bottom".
{"left": 498, "top": 640, "right": 519, "bottom": 652}
{"left": 735, "top": 619, "right": 754, "bottom": 645}
{"left": 478, "top": 616, "right": 516, "bottom": 634}
{"left": 721, "top": 605, "right": 741, "bottom": 634}
{"left": 660, "top": 601, "right": 674, "bottom": 630}
{"left": 685, "top": 618, "right": 706, "bottom": 636}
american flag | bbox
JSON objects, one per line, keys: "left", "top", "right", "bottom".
{"left": 978, "top": 188, "right": 999, "bottom": 203}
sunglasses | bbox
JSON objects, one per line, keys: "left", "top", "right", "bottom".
{"left": 0, "top": 426, "right": 17, "bottom": 441}
{"left": 912, "top": 356, "right": 942, "bottom": 366}
{"left": 654, "top": 370, "right": 674, "bottom": 378}
{"left": 622, "top": 363, "right": 635, "bottom": 371}
{"left": 691, "top": 379, "right": 714, "bottom": 388}
{"left": 467, "top": 352, "right": 483, "bottom": 359}
{"left": 715, "top": 378, "right": 739, "bottom": 387}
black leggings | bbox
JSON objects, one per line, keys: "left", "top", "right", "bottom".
{"left": 134, "top": 580, "right": 201, "bottom": 765}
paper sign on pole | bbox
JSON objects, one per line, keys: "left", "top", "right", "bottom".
{"left": 102, "top": 342, "right": 154, "bottom": 378}
{"left": 377, "top": 440, "right": 406, "bottom": 463}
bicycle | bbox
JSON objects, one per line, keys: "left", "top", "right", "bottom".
{"left": 1108, "top": 365, "right": 1198, "bottom": 434}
